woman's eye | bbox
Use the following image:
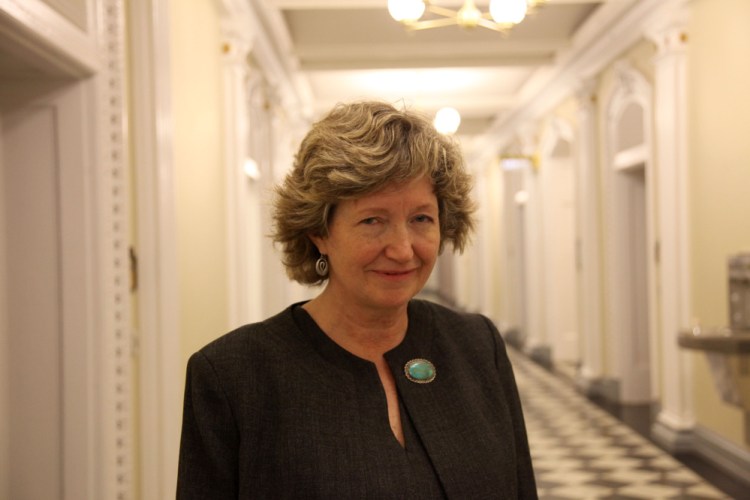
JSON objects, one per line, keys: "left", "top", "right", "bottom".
{"left": 360, "top": 217, "right": 379, "bottom": 225}
{"left": 413, "top": 214, "right": 434, "bottom": 223}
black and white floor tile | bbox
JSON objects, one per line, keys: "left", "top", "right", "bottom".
{"left": 508, "top": 348, "right": 736, "bottom": 500}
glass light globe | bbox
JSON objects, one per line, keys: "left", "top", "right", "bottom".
{"left": 489, "top": 0, "right": 527, "bottom": 25}
{"left": 388, "top": 0, "right": 425, "bottom": 23}
{"left": 434, "top": 107, "right": 461, "bottom": 135}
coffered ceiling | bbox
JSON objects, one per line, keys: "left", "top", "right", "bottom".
{"left": 256, "top": 0, "right": 635, "bottom": 145}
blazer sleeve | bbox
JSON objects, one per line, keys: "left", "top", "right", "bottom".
{"left": 177, "top": 351, "right": 239, "bottom": 499}
{"left": 485, "top": 316, "right": 538, "bottom": 499}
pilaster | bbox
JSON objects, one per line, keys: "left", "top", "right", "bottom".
{"left": 574, "top": 78, "right": 605, "bottom": 393}
{"left": 220, "top": 29, "right": 262, "bottom": 327}
{"left": 646, "top": 6, "right": 695, "bottom": 451}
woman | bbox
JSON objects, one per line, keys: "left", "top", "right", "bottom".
{"left": 177, "top": 101, "right": 537, "bottom": 499}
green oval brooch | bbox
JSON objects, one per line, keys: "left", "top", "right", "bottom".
{"left": 404, "top": 358, "right": 436, "bottom": 384}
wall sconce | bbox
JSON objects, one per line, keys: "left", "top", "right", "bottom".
{"left": 243, "top": 157, "right": 261, "bottom": 181}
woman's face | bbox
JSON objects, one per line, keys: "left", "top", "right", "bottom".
{"left": 312, "top": 176, "right": 440, "bottom": 313}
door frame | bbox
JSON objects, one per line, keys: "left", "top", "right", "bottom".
{"left": 0, "top": 0, "right": 132, "bottom": 497}
{"left": 127, "top": 1, "right": 182, "bottom": 498}
{"left": 603, "top": 60, "right": 659, "bottom": 404}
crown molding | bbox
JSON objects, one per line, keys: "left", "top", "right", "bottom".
{"left": 471, "top": 0, "right": 686, "bottom": 156}
{"left": 219, "top": 0, "right": 314, "bottom": 118}
{"left": 0, "top": 0, "right": 100, "bottom": 76}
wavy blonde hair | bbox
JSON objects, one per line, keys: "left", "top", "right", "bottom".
{"left": 272, "top": 100, "right": 476, "bottom": 285}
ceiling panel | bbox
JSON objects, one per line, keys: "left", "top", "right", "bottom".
{"left": 262, "top": 0, "right": 606, "bottom": 139}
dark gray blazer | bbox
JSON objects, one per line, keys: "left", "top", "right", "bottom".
{"left": 177, "top": 300, "right": 537, "bottom": 499}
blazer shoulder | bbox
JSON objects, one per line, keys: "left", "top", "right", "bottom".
{"left": 193, "top": 305, "right": 299, "bottom": 362}
{"left": 413, "top": 299, "right": 496, "bottom": 334}
{"left": 412, "top": 299, "right": 500, "bottom": 352}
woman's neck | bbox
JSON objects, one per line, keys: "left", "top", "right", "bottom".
{"left": 302, "top": 293, "right": 408, "bottom": 362}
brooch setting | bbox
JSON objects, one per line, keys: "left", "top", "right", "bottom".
{"left": 404, "top": 358, "right": 436, "bottom": 384}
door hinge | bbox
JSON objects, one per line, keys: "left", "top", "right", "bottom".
{"left": 129, "top": 246, "right": 138, "bottom": 292}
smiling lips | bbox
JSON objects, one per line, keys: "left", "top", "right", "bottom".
{"left": 375, "top": 269, "right": 416, "bottom": 278}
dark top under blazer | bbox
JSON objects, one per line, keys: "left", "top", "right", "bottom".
{"left": 177, "top": 299, "right": 537, "bottom": 499}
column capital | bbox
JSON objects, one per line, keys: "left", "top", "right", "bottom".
{"left": 644, "top": 2, "right": 689, "bottom": 56}
{"left": 575, "top": 78, "right": 598, "bottom": 110}
{"left": 221, "top": 34, "right": 254, "bottom": 67}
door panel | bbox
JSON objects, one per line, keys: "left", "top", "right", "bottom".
{"left": 1, "top": 82, "right": 92, "bottom": 500}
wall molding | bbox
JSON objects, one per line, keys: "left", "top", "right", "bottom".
{"left": 0, "top": 0, "right": 100, "bottom": 75}
{"left": 646, "top": 2, "right": 695, "bottom": 434}
{"left": 575, "top": 78, "right": 604, "bottom": 384}
{"left": 95, "top": 0, "right": 133, "bottom": 497}
{"left": 602, "top": 59, "right": 657, "bottom": 404}
{"left": 472, "top": 0, "right": 681, "bottom": 155}
{"left": 690, "top": 425, "right": 750, "bottom": 487}
{"left": 1, "top": 0, "right": 134, "bottom": 497}
{"left": 128, "top": 0, "right": 181, "bottom": 498}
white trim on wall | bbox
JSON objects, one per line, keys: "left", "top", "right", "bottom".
{"left": 602, "top": 60, "right": 657, "bottom": 404}
{"left": 218, "top": 0, "right": 314, "bottom": 327}
{"left": 0, "top": 1, "right": 132, "bottom": 497}
{"left": 94, "top": 1, "right": 134, "bottom": 497}
{"left": 221, "top": 31, "right": 259, "bottom": 327}
{"left": 574, "top": 79, "right": 605, "bottom": 390}
{"left": 471, "top": 0, "right": 676, "bottom": 157}
{"left": 645, "top": 5, "right": 695, "bottom": 449}
{"left": 128, "top": 0, "right": 181, "bottom": 498}
{"left": 690, "top": 425, "right": 750, "bottom": 488}
{"left": 0, "top": 0, "right": 100, "bottom": 75}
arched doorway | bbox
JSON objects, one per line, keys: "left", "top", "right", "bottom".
{"left": 604, "top": 62, "right": 657, "bottom": 404}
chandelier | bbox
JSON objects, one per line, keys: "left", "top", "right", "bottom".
{"left": 388, "top": 0, "right": 545, "bottom": 33}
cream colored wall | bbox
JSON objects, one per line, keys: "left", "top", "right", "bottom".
{"left": 688, "top": 0, "right": 750, "bottom": 447}
{"left": 169, "top": 0, "right": 229, "bottom": 364}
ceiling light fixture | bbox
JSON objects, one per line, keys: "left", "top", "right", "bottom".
{"left": 434, "top": 107, "right": 461, "bottom": 135}
{"left": 388, "top": 0, "right": 545, "bottom": 33}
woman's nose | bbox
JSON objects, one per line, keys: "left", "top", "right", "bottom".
{"left": 384, "top": 225, "right": 414, "bottom": 261}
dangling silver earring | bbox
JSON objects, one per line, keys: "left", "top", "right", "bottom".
{"left": 315, "top": 254, "right": 329, "bottom": 277}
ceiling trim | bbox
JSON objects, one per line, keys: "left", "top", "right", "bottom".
{"left": 270, "top": 0, "right": 606, "bottom": 9}
{"left": 295, "top": 37, "right": 565, "bottom": 70}
{"left": 471, "top": 0, "right": 675, "bottom": 157}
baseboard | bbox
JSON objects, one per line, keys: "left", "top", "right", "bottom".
{"left": 651, "top": 419, "right": 694, "bottom": 454}
{"left": 690, "top": 425, "right": 750, "bottom": 487}
{"left": 528, "top": 344, "right": 553, "bottom": 370}
{"left": 652, "top": 419, "right": 750, "bottom": 488}
{"left": 576, "top": 374, "right": 621, "bottom": 404}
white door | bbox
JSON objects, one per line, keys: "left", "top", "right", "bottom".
{"left": 1, "top": 81, "right": 94, "bottom": 500}
{"left": 620, "top": 167, "right": 651, "bottom": 402}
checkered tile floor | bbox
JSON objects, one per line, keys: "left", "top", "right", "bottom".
{"left": 508, "top": 348, "right": 734, "bottom": 500}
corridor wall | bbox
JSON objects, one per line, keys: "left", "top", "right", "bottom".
{"left": 462, "top": 0, "right": 750, "bottom": 483}
{"left": 688, "top": 0, "right": 750, "bottom": 450}
{"left": 169, "top": 0, "right": 229, "bottom": 364}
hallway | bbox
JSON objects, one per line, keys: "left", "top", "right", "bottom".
{"left": 2, "top": 1, "right": 750, "bottom": 498}
{"left": 509, "top": 348, "right": 740, "bottom": 499}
